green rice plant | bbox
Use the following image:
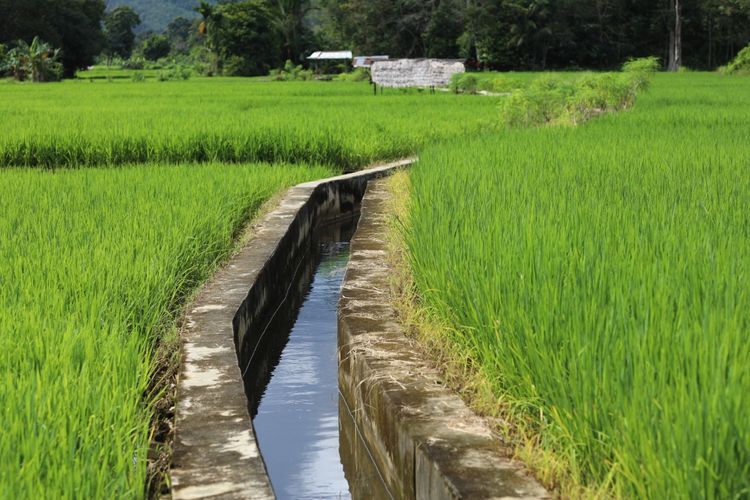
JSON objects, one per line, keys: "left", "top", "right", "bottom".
{"left": 404, "top": 72, "right": 750, "bottom": 498}
{"left": 0, "top": 162, "right": 332, "bottom": 497}
{"left": 0, "top": 78, "right": 498, "bottom": 169}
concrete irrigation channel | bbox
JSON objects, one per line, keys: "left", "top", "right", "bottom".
{"left": 169, "top": 159, "right": 549, "bottom": 499}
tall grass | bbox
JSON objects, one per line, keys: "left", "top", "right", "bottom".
{"left": 0, "top": 163, "right": 332, "bottom": 497}
{"left": 404, "top": 73, "right": 750, "bottom": 497}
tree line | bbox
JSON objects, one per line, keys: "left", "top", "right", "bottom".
{"left": 2, "top": 0, "right": 750, "bottom": 79}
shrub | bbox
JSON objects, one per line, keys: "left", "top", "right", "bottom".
{"left": 271, "top": 60, "right": 314, "bottom": 81}
{"left": 142, "top": 35, "right": 171, "bottom": 62}
{"left": 622, "top": 56, "right": 661, "bottom": 74}
{"left": 131, "top": 71, "right": 146, "bottom": 82}
{"left": 336, "top": 68, "right": 370, "bottom": 82}
{"left": 0, "top": 44, "right": 7, "bottom": 76}
{"left": 122, "top": 57, "right": 145, "bottom": 70}
{"left": 157, "top": 65, "right": 191, "bottom": 81}
{"left": 502, "top": 68, "right": 654, "bottom": 127}
{"left": 721, "top": 44, "right": 750, "bottom": 75}
{"left": 450, "top": 73, "right": 479, "bottom": 94}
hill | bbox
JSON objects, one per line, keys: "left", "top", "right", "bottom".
{"left": 105, "top": 0, "right": 215, "bottom": 33}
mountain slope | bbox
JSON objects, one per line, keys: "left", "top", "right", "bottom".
{"left": 106, "top": 0, "right": 215, "bottom": 33}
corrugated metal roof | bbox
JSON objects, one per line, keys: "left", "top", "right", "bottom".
{"left": 353, "top": 55, "right": 389, "bottom": 68}
{"left": 307, "top": 51, "right": 353, "bottom": 60}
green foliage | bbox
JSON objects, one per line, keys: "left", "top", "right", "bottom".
{"left": 104, "top": 6, "right": 141, "bottom": 60}
{"left": 121, "top": 57, "right": 145, "bottom": 70}
{"left": 131, "top": 71, "right": 146, "bottom": 82}
{"left": 501, "top": 67, "right": 654, "bottom": 127}
{"left": 0, "top": 162, "right": 331, "bottom": 497}
{"left": 141, "top": 35, "right": 171, "bottom": 61}
{"left": 0, "top": 0, "right": 105, "bottom": 77}
{"left": 270, "top": 59, "right": 314, "bottom": 81}
{"left": 206, "top": 0, "right": 281, "bottom": 76}
{"left": 5, "top": 37, "right": 63, "bottom": 82}
{"left": 449, "top": 73, "right": 479, "bottom": 94}
{"left": 335, "top": 68, "right": 370, "bottom": 82}
{"left": 721, "top": 43, "right": 750, "bottom": 75}
{"left": 622, "top": 56, "right": 661, "bottom": 74}
{"left": 406, "top": 73, "right": 750, "bottom": 498}
{"left": 0, "top": 44, "right": 7, "bottom": 76}
{"left": 157, "top": 65, "right": 191, "bottom": 81}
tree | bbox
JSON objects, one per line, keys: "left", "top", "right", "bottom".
{"left": 0, "top": 0, "right": 105, "bottom": 77}
{"left": 203, "top": 0, "right": 281, "bottom": 76}
{"left": 270, "top": 0, "right": 315, "bottom": 63}
{"left": 668, "top": 0, "right": 683, "bottom": 70}
{"left": 142, "top": 35, "right": 171, "bottom": 61}
{"left": 166, "top": 17, "right": 195, "bottom": 54}
{"left": 104, "top": 6, "right": 141, "bottom": 61}
{"left": 424, "top": 0, "right": 465, "bottom": 58}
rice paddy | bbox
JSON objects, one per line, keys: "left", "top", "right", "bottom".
{"left": 1, "top": 72, "right": 748, "bottom": 498}
{"left": 0, "top": 163, "right": 331, "bottom": 497}
{"left": 0, "top": 78, "right": 498, "bottom": 169}
{"left": 403, "top": 73, "right": 750, "bottom": 498}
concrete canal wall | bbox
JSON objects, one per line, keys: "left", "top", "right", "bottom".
{"left": 338, "top": 179, "right": 550, "bottom": 499}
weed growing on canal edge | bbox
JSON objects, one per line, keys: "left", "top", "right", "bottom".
{"left": 403, "top": 73, "right": 750, "bottom": 498}
{"left": 0, "top": 163, "right": 332, "bottom": 497}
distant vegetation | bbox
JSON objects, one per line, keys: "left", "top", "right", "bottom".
{"left": 2, "top": 0, "right": 750, "bottom": 80}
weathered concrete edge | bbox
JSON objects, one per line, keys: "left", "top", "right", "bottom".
{"left": 170, "top": 159, "right": 414, "bottom": 500}
{"left": 338, "top": 180, "right": 551, "bottom": 500}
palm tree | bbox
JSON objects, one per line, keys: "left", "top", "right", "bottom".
{"left": 271, "top": 0, "right": 314, "bottom": 63}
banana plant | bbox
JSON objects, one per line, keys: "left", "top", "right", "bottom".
{"left": 5, "top": 37, "right": 62, "bottom": 82}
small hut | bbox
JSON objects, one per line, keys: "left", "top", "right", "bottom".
{"left": 307, "top": 51, "right": 353, "bottom": 73}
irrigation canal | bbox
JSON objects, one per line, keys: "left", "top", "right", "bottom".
{"left": 246, "top": 215, "right": 391, "bottom": 500}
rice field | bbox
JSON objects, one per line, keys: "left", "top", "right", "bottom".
{"left": 0, "top": 78, "right": 498, "bottom": 169}
{"left": 1, "top": 72, "right": 748, "bottom": 498}
{"left": 0, "top": 163, "right": 331, "bottom": 497}
{"left": 404, "top": 73, "right": 750, "bottom": 497}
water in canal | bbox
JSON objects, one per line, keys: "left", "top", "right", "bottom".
{"left": 249, "top": 216, "right": 390, "bottom": 500}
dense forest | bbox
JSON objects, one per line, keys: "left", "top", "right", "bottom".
{"left": 2, "top": 0, "right": 750, "bottom": 76}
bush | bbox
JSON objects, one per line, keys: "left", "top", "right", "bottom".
{"left": 721, "top": 44, "right": 750, "bottom": 75}
{"left": 270, "top": 60, "right": 314, "bottom": 81}
{"left": 142, "top": 35, "right": 171, "bottom": 62}
{"left": 622, "top": 56, "right": 660, "bottom": 92}
{"left": 157, "top": 65, "right": 191, "bottom": 81}
{"left": 122, "top": 57, "right": 145, "bottom": 70}
{"left": 336, "top": 68, "right": 370, "bottom": 82}
{"left": 502, "top": 68, "right": 654, "bottom": 127}
{"left": 131, "top": 71, "right": 146, "bottom": 82}
{"left": 450, "top": 73, "right": 479, "bottom": 94}
{"left": 622, "top": 56, "right": 661, "bottom": 74}
{"left": 0, "top": 44, "right": 7, "bottom": 76}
